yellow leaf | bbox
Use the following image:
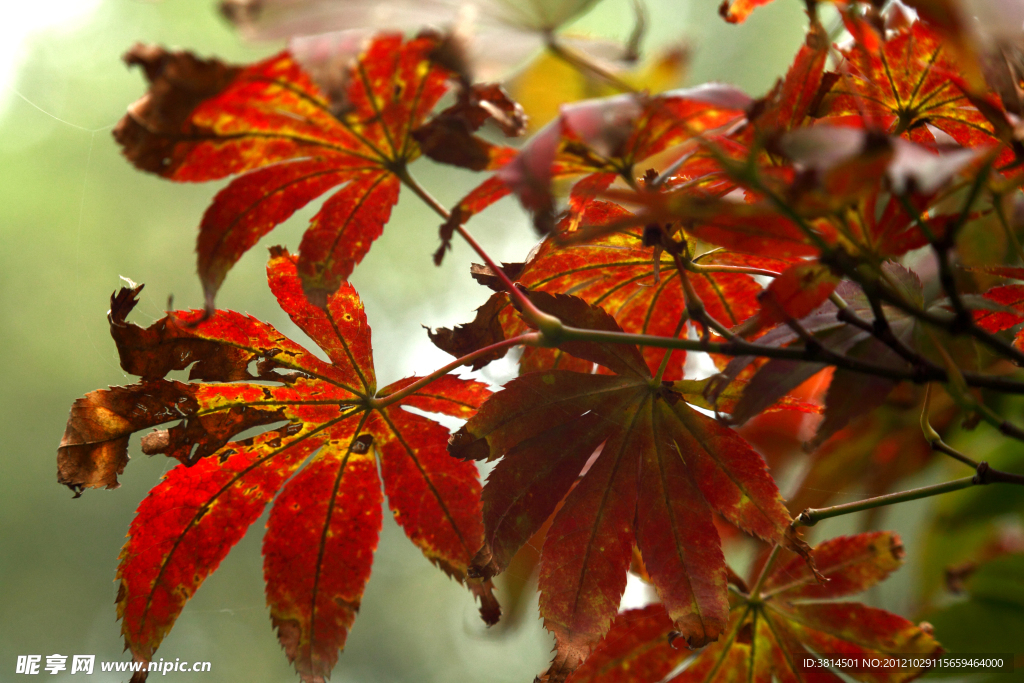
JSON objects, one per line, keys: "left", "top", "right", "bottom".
{"left": 507, "top": 44, "right": 688, "bottom": 132}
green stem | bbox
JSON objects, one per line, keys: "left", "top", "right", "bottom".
{"left": 933, "top": 440, "right": 980, "bottom": 468}
{"left": 707, "top": 150, "right": 831, "bottom": 252}
{"left": 672, "top": 251, "right": 737, "bottom": 342}
{"left": 973, "top": 400, "right": 1024, "bottom": 443}
{"left": 373, "top": 333, "right": 540, "bottom": 409}
{"left": 699, "top": 608, "right": 750, "bottom": 683}
{"left": 544, "top": 37, "right": 639, "bottom": 94}
{"left": 793, "top": 477, "right": 978, "bottom": 527}
{"left": 920, "top": 383, "right": 981, "bottom": 469}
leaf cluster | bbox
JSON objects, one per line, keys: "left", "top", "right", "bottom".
{"left": 57, "top": 1, "right": 1024, "bottom": 682}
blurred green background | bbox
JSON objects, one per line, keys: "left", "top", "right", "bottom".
{"left": 0, "top": 0, "right": 820, "bottom": 681}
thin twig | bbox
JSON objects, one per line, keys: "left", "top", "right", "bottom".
{"left": 933, "top": 440, "right": 979, "bottom": 468}
{"left": 893, "top": 188, "right": 1024, "bottom": 367}
{"left": 394, "top": 165, "right": 558, "bottom": 332}
{"left": 373, "top": 333, "right": 541, "bottom": 409}
{"left": 794, "top": 460, "right": 1024, "bottom": 527}
{"left": 671, "top": 250, "right": 737, "bottom": 343}
{"left": 553, "top": 322, "right": 1024, "bottom": 393}
{"left": 994, "top": 194, "right": 1024, "bottom": 264}
{"left": 396, "top": 158, "right": 1024, "bottom": 395}
{"left": 793, "top": 477, "right": 978, "bottom": 527}
{"left": 544, "top": 36, "right": 639, "bottom": 94}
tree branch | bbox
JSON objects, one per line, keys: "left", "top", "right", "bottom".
{"left": 793, "top": 461, "right": 1024, "bottom": 527}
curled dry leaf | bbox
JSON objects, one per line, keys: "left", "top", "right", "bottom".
{"left": 413, "top": 82, "right": 525, "bottom": 171}
{"left": 59, "top": 249, "right": 497, "bottom": 682}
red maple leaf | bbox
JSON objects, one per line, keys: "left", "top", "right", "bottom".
{"left": 58, "top": 248, "right": 496, "bottom": 682}
{"left": 816, "top": 21, "right": 1010, "bottom": 164}
{"left": 114, "top": 35, "right": 512, "bottom": 307}
{"left": 568, "top": 532, "right": 941, "bottom": 683}
{"left": 447, "top": 292, "right": 802, "bottom": 681}
{"left": 436, "top": 86, "right": 751, "bottom": 253}
{"left": 431, "top": 195, "right": 775, "bottom": 379}
{"left": 973, "top": 283, "right": 1024, "bottom": 350}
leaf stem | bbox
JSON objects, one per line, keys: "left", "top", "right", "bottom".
{"left": 698, "top": 608, "right": 750, "bottom": 683}
{"left": 393, "top": 165, "right": 558, "bottom": 331}
{"left": 395, "top": 163, "right": 451, "bottom": 218}
{"left": 925, "top": 333, "right": 1024, "bottom": 444}
{"left": 973, "top": 400, "right": 1024, "bottom": 443}
{"left": 702, "top": 146, "right": 831, "bottom": 252}
{"left": 653, "top": 312, "right": 688, "bottom": 383}
{"left": 672, "top": 251, "right": 737, "bottom": 342}
{"left": 544, "top": 36, "right": 639, "bottom": 95}
{"left": 688, "top": 261, "right": 781, "bottom": 278}
{"left": 373, "top": 333, "right": 541, "bottom": 409}
{"left": 748, "top": 544, "right": 782, "bottom": 600}
{"left": 933, "top": 440, "right": 979, "bottom": 468}
{"left": 920, "top": 384, "right": 980, "bottom": 469}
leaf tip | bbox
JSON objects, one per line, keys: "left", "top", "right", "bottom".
{"left": 718, "top": 0, "right": 735, "bottom": 21}
{"left": 470, "top": 578, "right": 502, "bottom": 626}
{"left": 668, "top": 610, "right": 726, "bottom": 651}
{"left": 888, "top": 533, "right": 906, "bottom": 562}
{"left": 109, "top": 283, "right": 145, "bottom": 326}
